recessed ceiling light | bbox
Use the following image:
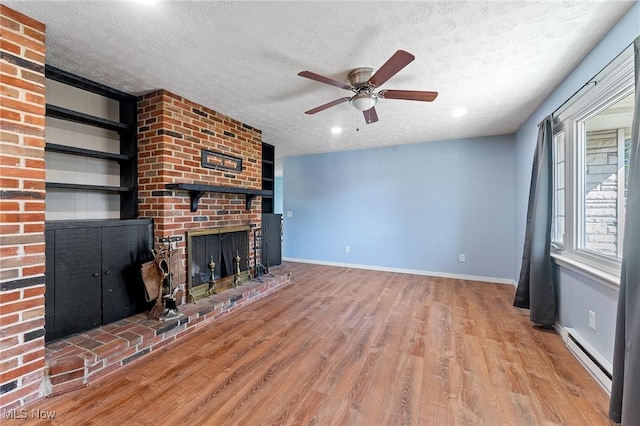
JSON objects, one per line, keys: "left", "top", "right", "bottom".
{"left": 331, "top": 127, "right": 343, "bottom": 134}
{"left": 452, "top": 108, "right": 467, "bottom": 118}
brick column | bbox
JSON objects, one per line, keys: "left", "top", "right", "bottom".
{"left": 137, "top": 90, "right": 263, "bottom": 279}
{"left": 0, "top": 5, "right": 47, "bottom": 410}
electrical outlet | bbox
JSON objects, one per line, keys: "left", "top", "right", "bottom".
{"left": 459, "top": 254, "right": 465, "bottom": 262}
{"left": 287, "top": 211, "right": 293, "bottom": 217}
{"left": 589, "top": 310, "right": 596, "bottom": 330}
{"left": 345, "top": 246, "right": 350, "bottom": 253}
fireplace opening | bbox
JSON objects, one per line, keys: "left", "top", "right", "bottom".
{"left": 187, "top": 225, "right": 251, "bottom": 301}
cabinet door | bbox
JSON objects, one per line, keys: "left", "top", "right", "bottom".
{"left": 261, "top": 214, "right": 282, "bottom": 267}
{"left": 101, "top": 224, "right": 152, "bottom": 324}
{"left": 53, "top": 227, "right": 102, "bottom": 339}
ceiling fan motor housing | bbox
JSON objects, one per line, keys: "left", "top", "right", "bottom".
{"left": 348, "top": 67, "right": 375, "bottom": 89}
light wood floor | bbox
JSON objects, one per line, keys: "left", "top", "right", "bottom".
{"left": 13, "top": 262, "right": 612, "bottom": 425}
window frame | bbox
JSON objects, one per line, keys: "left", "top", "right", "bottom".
{"left": 552, "top": 44, "right": 635, "bottom": 281}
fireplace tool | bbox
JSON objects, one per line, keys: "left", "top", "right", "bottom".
{"left": 247, "top": 244, "right": 252, "bottom": 281}
{"left": 253, "top": 227, "right": 264, "bottom": 281}
{"left": 148, "top": 247, "right": 169, "bottom": 320}
{"left": 261, "top": 225, "right": 274, "bottom": 277}
{"left": 158, "top": 236, "right": 183, "bottom": 321}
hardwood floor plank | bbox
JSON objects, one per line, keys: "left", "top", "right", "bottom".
{"left": 6, "top": 263, "right": 615, "bottom": 425}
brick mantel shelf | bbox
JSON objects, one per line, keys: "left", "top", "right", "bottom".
{"left": 165, "top": 183, "right": 273, "bottom": 212}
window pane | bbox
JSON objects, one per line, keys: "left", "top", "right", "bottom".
{"left": 582, "top": 91, "right": 634, "bottom": 258}
{"left": 552, "top": 132, "right": 565, "bottom": 246}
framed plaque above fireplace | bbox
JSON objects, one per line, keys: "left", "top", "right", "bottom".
{"left": 201, "top": 149, "right": 242, "bottom": 173}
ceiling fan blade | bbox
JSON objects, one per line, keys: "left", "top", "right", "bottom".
{"left": 378, "top": 90, "right": 438, "bottom": 102}
{"left": 304, "top": 97, "right": 351, "bottom": 115}
{"left": 363, "top": 107, "right": 378, "bottom": 124}
{"left": 298, "top": 71, "right": 352, "bottom": 91}
{"left": 368, "top": 50, "right": 415, "bottom": 88}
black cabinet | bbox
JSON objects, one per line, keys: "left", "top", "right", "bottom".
{"left": 261, "top": 214, "right": 282, "bottom": 268}
{"left": 45, "top": 219, "right": 153, "bottom": 341}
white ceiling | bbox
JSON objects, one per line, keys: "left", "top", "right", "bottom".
{"left": 6, "top": 0, "right": 635, "bottom": 174}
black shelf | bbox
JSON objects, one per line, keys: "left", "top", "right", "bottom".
{"left": 46, "top": 104, "right": 129, "bottom": 132}
{"left": 46, "top": 182, "right": 134, "bottom": 193}
{"left": 261, "top": 143, "right": 275, "bottom": 214}
{"left": 46, "top": 65, "right": 137, "bottom": 103}
{"left": 165, "top": 183, "right": 273, "bottom": 212}
{"left": 46, "top": 143, "right": 133, "bottom": 162}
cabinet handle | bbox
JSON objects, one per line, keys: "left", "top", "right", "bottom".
{"left": 104, "top": 270, "right": 111, "bottom": 275}
{"left": 92, "top": 272, "right": 99, "bottom": 278}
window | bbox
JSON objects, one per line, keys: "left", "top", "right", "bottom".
{"left": 553, "top": 44, "right": 635, "bottom": 278}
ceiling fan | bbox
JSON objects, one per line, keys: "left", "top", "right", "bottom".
{"left": 298, "top": 50, "right": 438, "bottom": 124}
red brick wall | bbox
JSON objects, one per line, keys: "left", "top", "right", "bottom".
{"left": 137, "top": 90, "right": 263, "bottom": 285}
{"left": 0, "top": 5, "right": 47, "bottom": 410}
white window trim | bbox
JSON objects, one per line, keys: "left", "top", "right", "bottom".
{"left": 552, "top": 44, "right": 635, "bottom": 286}
{"left": 551, "top": 252, "right": 619, "bottom": 291}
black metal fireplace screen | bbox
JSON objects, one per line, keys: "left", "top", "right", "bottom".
{"left": 187, "top": 225, "right": 250, "bottom": 301}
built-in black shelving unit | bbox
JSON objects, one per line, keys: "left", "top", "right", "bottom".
{"left": 262, "top": 143, "right": 275, "bottom": 213}
{"left": 45, "top": 65, "right": 139, "bottom": 219}
{"left": 44, "top": 68, "right": 151, "bottom": 342}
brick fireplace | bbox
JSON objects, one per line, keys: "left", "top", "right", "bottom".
{"left": 136, "top": 89, "right": 264, "bottom": 298}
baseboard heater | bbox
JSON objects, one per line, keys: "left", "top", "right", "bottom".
{"left": 566, "top": 331, "right": 612, "bottom": 394}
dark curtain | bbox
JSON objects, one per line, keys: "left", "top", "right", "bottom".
{"left": 610, "top": 36, "right": 640, "bottom": 425}
{"left": 514, "top": 115, "right": 556, "bottom": 326}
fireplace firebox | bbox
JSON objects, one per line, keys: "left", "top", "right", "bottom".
{"left": 187, "top": 225, "right": 251, "bottom": 301}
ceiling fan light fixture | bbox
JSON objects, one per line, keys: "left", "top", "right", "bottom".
{"left": 350, "top": 93, "right": 378, "bottom": 111}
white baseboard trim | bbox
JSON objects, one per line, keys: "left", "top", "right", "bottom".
{"left": 556, "top": 324, "right": 612, "bottom": 395}
{"left": 282, "top": 257, "right": 517, "bottom": 286}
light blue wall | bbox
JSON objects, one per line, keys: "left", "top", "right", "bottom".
{"left": 283, "top": 135, "right": 515, "bottom": 281}
{"left": 554, "top": 266, "right": 619, "bottom": 363}
{"left": 514, "top": 2, "right": 639, "bottom": 364}
{"left": 274, "top": 177, "right": 283, "bottom": 214}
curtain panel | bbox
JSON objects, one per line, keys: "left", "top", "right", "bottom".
{"left": 514, "top": 115, "right": 556, "bottom": 326}
{"left": 610, "top": 35, "right": 640, "bottom": 425}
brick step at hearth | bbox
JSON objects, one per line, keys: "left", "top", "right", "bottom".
{"left": 44, "top": 267, "right": 292, "bottom": 397}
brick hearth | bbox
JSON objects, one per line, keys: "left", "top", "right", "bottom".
{"left": 43, "top": 267, "right": 291, "bottom": 396}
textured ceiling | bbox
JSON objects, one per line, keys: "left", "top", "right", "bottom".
{"left": 5, "top": 0, "right": 635, "bottom": 174}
